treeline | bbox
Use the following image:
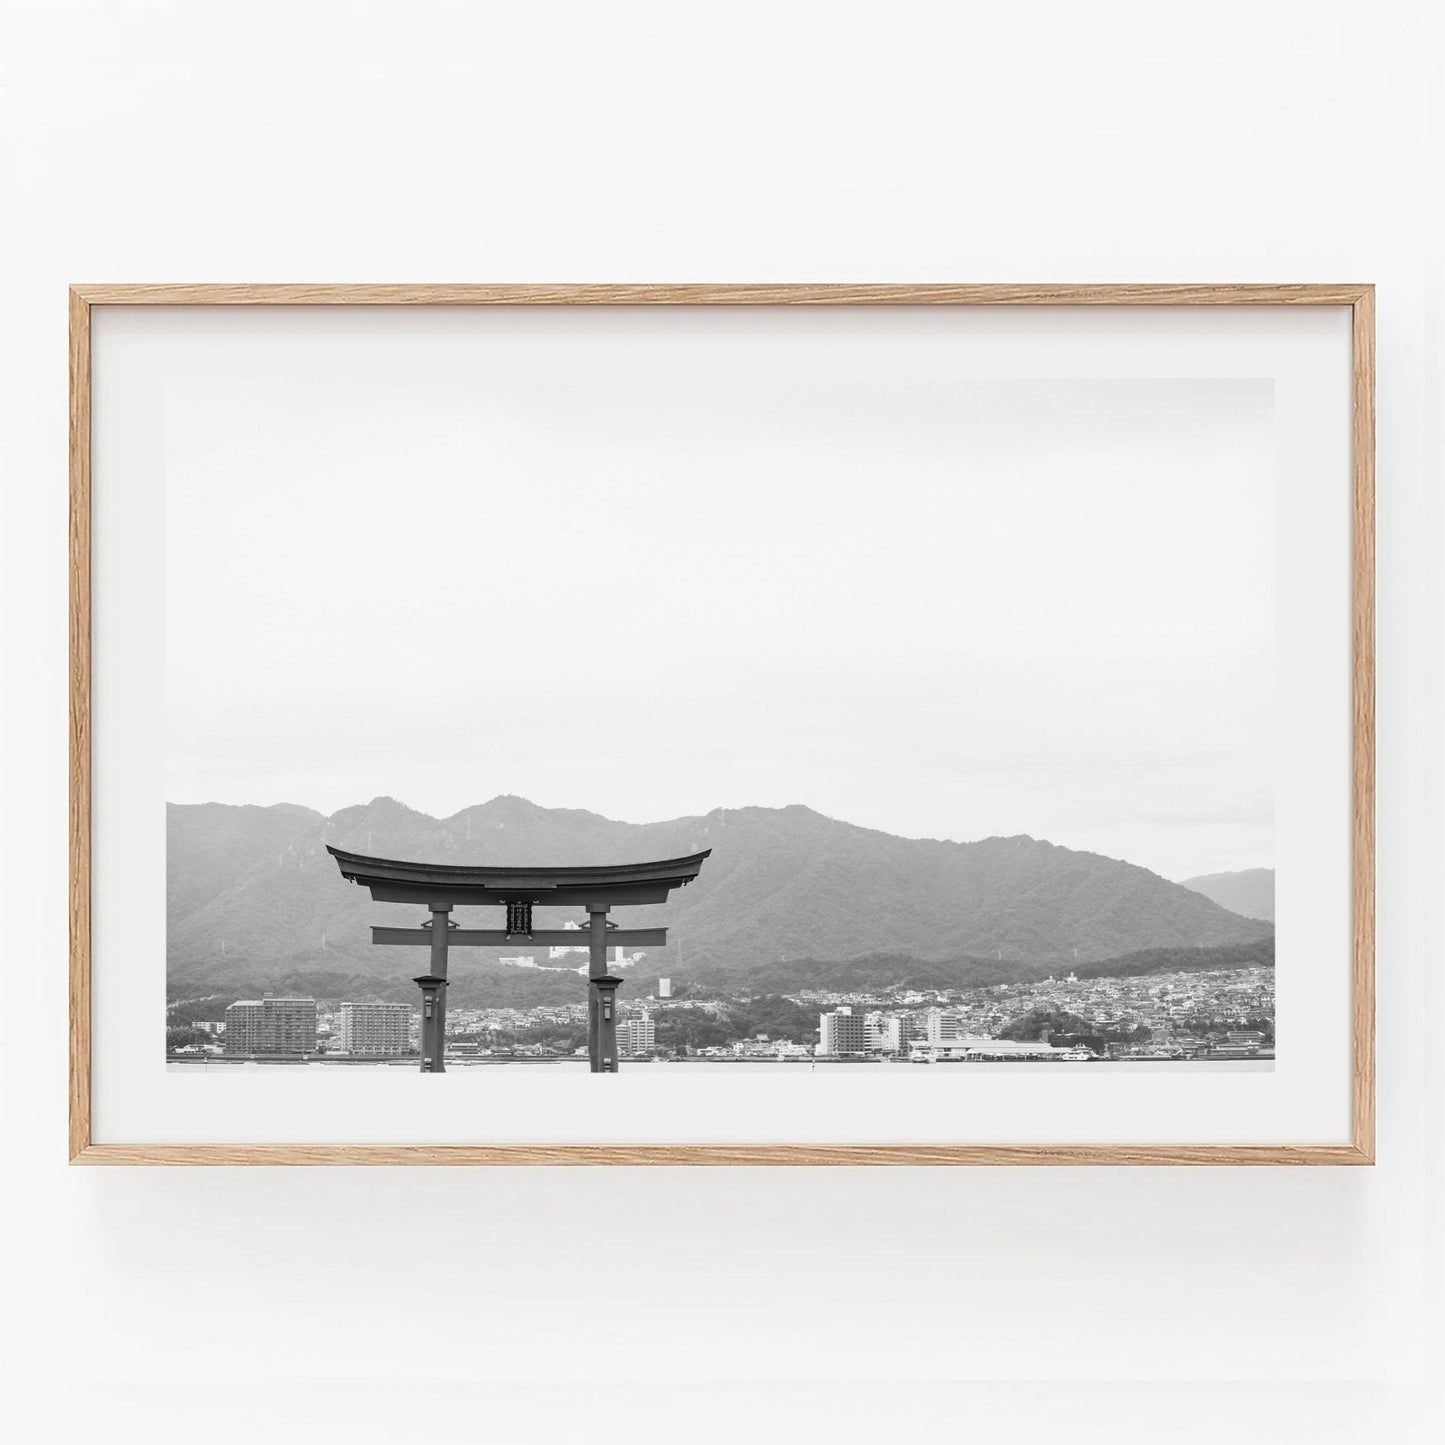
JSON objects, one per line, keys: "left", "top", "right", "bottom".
{"left": 1072, "top": 939, "right": 1274, "bottom": 980}
{"left": 997, "top": 1005, "right": 1152, "bottom": 1054}
{"left": 167, "top": 995, "right": 236, "bottom": 1023}
{"left": 703, "top": 953, "right": 1045, "bottom": 998}
{"left": 166, "top": 1023, "right": 214, "bottom": 1049}
{"left": 686, "top": 939, "right": 1274, "bottom": 999}
{"left": 654, "top": 995, "right": 820, "bottom": 1052}
{"left": 998, "top": 1004, "right": 1275, "bottom": 1053}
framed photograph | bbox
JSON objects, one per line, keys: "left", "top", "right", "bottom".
{"left": 69, "top": 283, "right": 1374, "bottom": 1165}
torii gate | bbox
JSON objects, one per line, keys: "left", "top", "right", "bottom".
{"left": 326, "top": 845, "right": 710, "bottom": 1072}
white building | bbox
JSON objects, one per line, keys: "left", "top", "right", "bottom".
{"left": 340, "top": 1002, "right": 410, "bottom": 1055}
{"left": 548, "top": 920, "right": 633, "bottom": 966}
{"left": 549, "top": 921, "right": 588, "bottom": 961}
{"left": 925, "top": 1007, "right": 964, "bottom": 1043}
{"left": 908, "top": 1037, "right": 1086, "bottom": 1062}
{"left": 862, "top": 1012, "right": 912, "bottom": 1053}
{"left": 618, "top": 1014, "right": 656, "bottom": 1057}
{"left": 880, "top": 1014, "right": 910, "bottom": 1054}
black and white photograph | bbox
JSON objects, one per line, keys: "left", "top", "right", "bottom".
{"left": 162, "top": 322, "right": 1278, "bottom": 1080}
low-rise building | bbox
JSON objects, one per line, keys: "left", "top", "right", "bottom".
{"left": 908, "top": 1036, "right": 1085, "bottom": 1062}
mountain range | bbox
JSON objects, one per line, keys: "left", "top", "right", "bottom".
{"left": 1179, "top": 867, "right": 1275, "bottom": 922}
{"left": 167, "top": 795, "right": 1273, "bottom": 1003}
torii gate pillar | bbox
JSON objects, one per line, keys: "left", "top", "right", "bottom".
{"left": 586, "top": 906, "right": 613, "bottom": 1072}
{"left": 414, "top": 905, "right": 452, "bottom": 1072}
{"left": 414, "top": 973, "right": 447, "bottom": 1073}
{"left": 590, "top": 973, "right": 625, "bottom": 1074}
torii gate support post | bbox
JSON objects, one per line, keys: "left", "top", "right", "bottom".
{"left": 414, "top": 975, "right": 446, "bottom": 1072}
{"left": 417, "top": 905, "right": 451, "bottom": 1072}
{"left": 587, "top": 906, "right": 617, "bottom": 1073}
{"left": 591, "top": 975, "right": 624, "bottom": 1074}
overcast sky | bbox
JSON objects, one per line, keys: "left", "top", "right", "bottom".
{"left": 166, "top": 359, "right": 1273, "bottom": 882}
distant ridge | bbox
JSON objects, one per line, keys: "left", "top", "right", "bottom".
{"left": 167, "top": 796, "right": 1273, "bottom": 999}
{"left": 698, "top": 938, "right": 1275, "bottom": 998}
{"left": 1180, "top": 868, "right": 1275, "bottom": 922}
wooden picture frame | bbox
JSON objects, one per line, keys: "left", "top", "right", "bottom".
{"left": 69, "top": 283, "right": 1375, "bottom": 1165}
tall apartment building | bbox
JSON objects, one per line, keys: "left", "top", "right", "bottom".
{"left": 223, "top": 997, "right": 318, "bottom": 1056}
{"left": 879, "top": 1014, "right": 911, "bottom": 1054}
{"left": 925, "top": 1007, "right": 964, "bottom": 1044}
{"left": 818, "top": 1006, "right": 867, "bottom": 1056}
{"left": 618, "top": 1014, "right": 656, "bottom": 1057}
{"left": 340, "top": 1002, "right": 411, "bottom": 1056}
{"left": 865, "top": 1010, "right": 886, "bottom": 1052}
{"left": 864, "top": 1011, "right": 912, "bottom": 1053}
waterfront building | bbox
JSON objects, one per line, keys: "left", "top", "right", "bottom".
{"left": 819, "top": 1006, "right": 867, "bottom": 1056}
{"left": 223, "top": 997, "right": 318, "bottom": 1055}
{"left": 618, "top": 1013, "right": 656, "bottom": 1057}
{"left": 880, "top": 1014, "right": 910, "bottom": 1054}
{"left": 925, "top": 1007, "right": 964, "bottom": 1044}
{"left": 733, "top": 1034, "right": 775, "bottom": 1058}
{"left": 339, "top": 1002, "right": 410, "bottom": 1056}
{"left": 860, "top": 1012, "right": 911, "bottom": 1054}
{"left": 864, "top": 1011, "right": 886, "bottom": 1052}
{"left": 774, "top": 1040, "right": 813, "bottom": 1059}
{"left": 908, "top": 1036, "right": 1075, "bottom": 1062}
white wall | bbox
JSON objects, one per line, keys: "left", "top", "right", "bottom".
{"left": 0, "top": 2, "right": 1439, "bottom": 1440}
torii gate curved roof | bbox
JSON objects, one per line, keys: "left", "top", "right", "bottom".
{"left": 326, "top": 844, "right": 711, "bottom": 907}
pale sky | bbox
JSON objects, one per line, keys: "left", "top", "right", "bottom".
{"left": 166, "top": 362, "right": 1273, "bottom": 881}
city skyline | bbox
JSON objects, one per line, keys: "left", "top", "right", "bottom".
{"left": 169, "top": 962, "right": 1276, "bottom": 1070}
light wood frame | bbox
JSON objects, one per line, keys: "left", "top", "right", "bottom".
{"left": 68, "top": 283, "right": 1376, "bottom": 1165}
